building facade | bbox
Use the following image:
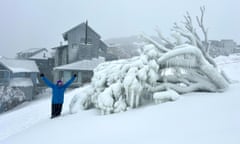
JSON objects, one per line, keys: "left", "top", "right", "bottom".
{"left": 53, "top": 22, "right": 108, "bottom": 85}
{"left": 54, "top": 57, "right": 105, "bottom": 87}
{"left": 0, "top": 57, "right": 39, "bottom": 100}
{"left": 209, "top": 39, "right": 238, "bottom": 57}
{"left": 16, "top": 48, "right": 54, "bottom": 83}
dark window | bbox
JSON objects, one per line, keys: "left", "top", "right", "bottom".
{"left": 81, "top": 71, "right": 93, "bottom": 83}
{"left": 0, "top": 70, "right": 10, "bottom": 83}
{"left": 80, "top": 38, "right": 92, "bottom": 44}
{"left": 72, "top": 43, "right": 78, "bottom": 49}
{"left": 13, "top": 73, "right": 29, "bottom": 77}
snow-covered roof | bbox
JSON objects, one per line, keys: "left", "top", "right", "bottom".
{"left": 17, "top": 48, "right": 54, "bottom": 59}
{"left": 29, "top": 50, "right": 52, "bottom": 60}
{"left": 0, "top": 58, "right": 39, "bottom": 73}
{"left": 54, "top": 57, "right": 105, "bottom": 71}
{"left": 51, "top": 45, "right": 68, "bottom": 50}
{"left": 9, "top": 78, "right": 33, "bottom": 87}
{"left": 17, "top": 48, "right": 46, "bottom": 54}
{"left": 63, "top": 22, "right": 101, "bottom": 41}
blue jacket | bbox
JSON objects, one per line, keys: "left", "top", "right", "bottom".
{"left": 42, "top": 76, "right": 75, "bottom": 104}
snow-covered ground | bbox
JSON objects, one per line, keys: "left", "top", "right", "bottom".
{"left": 0, "top": 55, "right": 240, "bottom": 144}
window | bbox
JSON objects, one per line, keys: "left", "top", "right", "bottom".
{"left": 0, "top": 70, "right": 10, "bottom": 83}
{"left": 77, "top": 72, "right": 82, "bottom": 83}
{"left": 81, "top": 71, "right": 93, "bottom": 83}
{"left": 63, "top": 71, "right": 71, "bottom": 83}
{"left": 80, "top": 38, "right": 92, "bottom": 44}
{"left": 13, "top": 73, "right": 29, "bottom": 77}
{"left": 72, "top": 44, "right": 78, "bottom": 49}
{"left": 61, "top": 71, "right": 82, "bottom": 85}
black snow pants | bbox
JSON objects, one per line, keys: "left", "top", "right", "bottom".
{"left": 51, "top": 104, "right": 63, "bottom": 118}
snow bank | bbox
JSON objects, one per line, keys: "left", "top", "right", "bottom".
{"left": 215, "top": 53, "right": 240, "bottom": 65}
{"left": 0, "top": 57, "right": 240, "bottom": 144}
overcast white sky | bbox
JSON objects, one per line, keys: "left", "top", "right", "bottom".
{"left": 0, "top": 0, "right": 239, "bottom": 58}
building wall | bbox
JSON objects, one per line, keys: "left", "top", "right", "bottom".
{"left": 32, "top": 58, "right": 54, "bottom": 84}
{"left": 54, "top": 46, "right": 68, "bottom": 67}
{"left": 221, "top": 40, "right": 237, "bottom": 48}
{"left": 0, "top": 66, "right": 37, "bottom": 101}
{"left": 53, "top": 23, "right": 108, "bottom": 85}
{"left": 66, "top": 24, "right": 101, "bottom": 63}
{"left": 77, "top": 44, "right": 97, "bottom": 60}
{"left": 234, "top": 46, "right": 240, "bottom": 53}
{"left": 54, "top": 69, "right": 93, "bottom": 87}
{"left": 54, "top": 70, "right": 80, "bottom": 87}
{"left": 209, "top": 39, "right": 238, "bottom": 57}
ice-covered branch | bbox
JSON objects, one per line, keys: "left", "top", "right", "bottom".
{"left": 155, "top": 28, "right": 175, "bottom": 48}
{"left": 196, "top": 6, "right": 207, "bottom": 41}
{"left": 172, "top": 9, "right": 218, "bottom": 69}
{"left": 152, "top": 80, "right": 218, "bottom": 94}
{"left": 157, "top": 44, "right": 205, "bottom": 65}
{"left": 140, "top": 34, "right": 170, "bottom": 52}
{"left": 173, "top": 23, "right": 197, "bottom": 47}
{"left": 157, "top": 44, "right": 228, "bottom": 89}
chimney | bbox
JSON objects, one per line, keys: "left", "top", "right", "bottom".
{"left": 85, "top": 20, "right": 88, "bottom": 45}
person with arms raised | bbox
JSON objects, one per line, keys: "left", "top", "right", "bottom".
{"left": 40, "top": 73, "right": 77, "bottom": 119}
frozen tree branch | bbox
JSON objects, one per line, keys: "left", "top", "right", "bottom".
{"left": 196, "top": 6, "right": 209, "bottom": 53}
{"left": 140, "top": 34, "right": 170, "bottom": 52}
{"left": 152, "top": 80, "right": 218, "bottom": 94}
{"left": 155, "top": 27, "right": 175, "bottom": 48}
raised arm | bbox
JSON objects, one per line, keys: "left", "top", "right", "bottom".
{"left": 63, "top": 74, "right": 77, "bottom": 88}
{"left": 40, "top": 73, "right": 55, "bottom": 88}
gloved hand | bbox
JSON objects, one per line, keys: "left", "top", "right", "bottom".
{"left": 40, "top": 73, "right": 44, "bottom": 77}
{"left": 73, "top": 74, "right": 77, "bottom": 77}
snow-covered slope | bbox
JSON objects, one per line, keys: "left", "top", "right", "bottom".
{"left": 0, "top": 55, "right": 240, "bottom": 144}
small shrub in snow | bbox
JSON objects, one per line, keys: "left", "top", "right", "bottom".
{"left": 0, "top": 86, "right": 25, "bottom": 113}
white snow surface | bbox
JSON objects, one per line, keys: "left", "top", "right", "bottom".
{"left": 215, "top": 53, "right": 240, "bottom": 65}
{"left": 0, "top": 55, "right": 240, "bottom": 144}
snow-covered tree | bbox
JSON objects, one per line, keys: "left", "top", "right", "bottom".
{"left": 70, "top": 7, "right": 230, "bottom": 114}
